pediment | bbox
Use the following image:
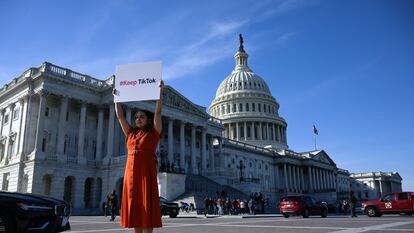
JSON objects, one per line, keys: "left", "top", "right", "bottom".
{"left": 163, "top": 86, "right": 210, "bottom": 119}
{"left": 310, "top": 150, "right": 336, "bottom": 166}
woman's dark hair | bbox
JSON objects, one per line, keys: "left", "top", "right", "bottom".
{"left": 134, "top": 110, "right": 153, "bottom": 132}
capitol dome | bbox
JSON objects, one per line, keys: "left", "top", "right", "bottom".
{"left": 209, "top": 35, "right": 288, "bottom": 149}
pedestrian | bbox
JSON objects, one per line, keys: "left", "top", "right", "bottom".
{"left": 114, "top": 80, "right": 164, "bottom": 233}
{"left": 350, "top": 191, "right": 358, "bottom": 217}
{"left": 204, "top": 196, "right": 210, "bottom": 216}
{"left": 240, "top": 200, "right": 246, "bottom": 215}
{"left": 108, "top": 190, "right": 118, "bottom": 221}
{"left": 248, "top": 199, "right": 253, "bottom": 215}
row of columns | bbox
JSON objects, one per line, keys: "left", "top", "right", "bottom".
{"left": 165, "top": 118, "right": 221, "bottom": 175}
{"left": 279, "top": 164, "right": 337, "bottom": 193}
{"left": 224, "top": 121, "right": 286, "bottom": 144}
{"left": 33, "top": 91, "right": 114, "bottom": 162}
{"left": 0, "top": 95, "right": 30, "bottom": 166}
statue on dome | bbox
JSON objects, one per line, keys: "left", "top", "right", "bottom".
{"left": 239, "top": 33, "right": 245, "bottom": 52}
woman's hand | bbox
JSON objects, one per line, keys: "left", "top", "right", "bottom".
{"left": 112, "top": 88, "right": 119, "bottom": 96}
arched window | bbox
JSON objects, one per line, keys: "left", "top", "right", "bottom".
{"left": 239, "top": 103, "right": 243, "bottom": 112}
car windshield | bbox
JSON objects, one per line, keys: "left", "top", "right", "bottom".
{"left": 160, "top": 197, "right": 168, "bottom": 202}
{"left": 282, "top": 196, "right": 301, "bottom": 202}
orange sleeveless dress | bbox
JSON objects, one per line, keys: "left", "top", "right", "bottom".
{"left": 120, "top": 127, "right": 162, "bottom": 228}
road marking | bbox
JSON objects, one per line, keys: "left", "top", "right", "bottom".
{"left": 330, "top": 221, "right": 414, "bottom": 233}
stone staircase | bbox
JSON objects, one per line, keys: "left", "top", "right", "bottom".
{"left": 172, "top": 174, "right": 249, "bottom": 214}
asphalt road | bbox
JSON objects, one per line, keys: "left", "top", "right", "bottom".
{"left": 67, "top": 214, "right": 414, "bottom": 233}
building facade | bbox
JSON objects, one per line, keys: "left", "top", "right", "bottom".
{"left": 0, "top": 38, "right": 402, "bottom": 214}
{"left": 350, "top": 172, "right": 402, "bottom": 201}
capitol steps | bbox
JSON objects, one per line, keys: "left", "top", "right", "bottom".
{"left": 172, "top": 174, "right": 249, "bottom": 214}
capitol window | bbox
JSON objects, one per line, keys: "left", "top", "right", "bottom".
{"left": 246, "top": 103, "right": 249, "bottom": 111}
{"left": 239, "top": 103, "right": 243, "bottom": 112}
{"left": 252, "top": 103, "right": 255, "bottom": 112}
{"left": 226, "top": 104, "right": 230, "bottom": 113}
{"left": 258, "top": 104, "right": 261, "bottom": 112}
{"left": 3, "top": 114, "right": 9, "bottom": 125}
{"left": 45, "top": 107, "right": 50, "bottom": 116}
{"left": 233, "top": 104, "right": 236, "bottom": 112}
{"left": 263, "top": 104, "right": 267, "bottom": 113}
{"left": 13, "top": 107, "right": 20, "bottom": 121}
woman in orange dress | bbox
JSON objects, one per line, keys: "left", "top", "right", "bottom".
{"left": 113, "top": 81, "right": 164, "bottom": 233}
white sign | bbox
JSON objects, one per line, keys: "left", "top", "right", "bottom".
{"left": 114, "top": 61, "right": 162, "bottom": 103}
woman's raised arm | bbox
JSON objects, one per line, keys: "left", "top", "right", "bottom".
{"left": 113, "top": 89, "right": 131, "bottom": 136}
{"left": 154, "top": 80, "right": 164, "bottom": 135}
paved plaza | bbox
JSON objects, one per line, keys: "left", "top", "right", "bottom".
{"left": 68, "top": 215, "right": 414, "bottom": 233}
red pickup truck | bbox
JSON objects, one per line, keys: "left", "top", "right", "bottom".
{"left": 362, "top": 192, "right": 414, "bottom": 217}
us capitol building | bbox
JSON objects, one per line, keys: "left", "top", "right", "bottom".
{"left": 0, "top": 36, "right": 402, "bottom": 214}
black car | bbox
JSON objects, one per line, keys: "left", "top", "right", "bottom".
{"left": 0, "top": 191, "right": 71, "bottom": 233}
{"left": 160, "top": 197, "right": 179, "bottom": 218}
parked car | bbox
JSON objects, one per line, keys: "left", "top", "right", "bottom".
{"left": 279, "top": 195, "right": 328, "bottom": 218}
{"left": 362, "top": 192, "right": 414, "bottom": 217}
{"left": 160, "top": 197, "right": 179, "bottom": 218}
{"left": 0, "top": 191, "right": 71, "bottom": 233}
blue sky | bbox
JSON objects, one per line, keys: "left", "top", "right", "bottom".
{"left": 1, "top": 0, "right": 413, "bottom": 191}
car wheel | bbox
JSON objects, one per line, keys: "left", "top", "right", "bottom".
{"left": 0, "top": 212, "right": 16, "bottom": 233}
{"left": 283, "top": 213, "right": 289, "bottom": 218}
{"left": 169, "top": 213, "right": 178, "bottom": 218}
{"left": 302, "top": 209, "right": 310, "bottom": 218}
{"left": 321, "top": 208, "right": 328, "bottom": 218}
{"left": 365, "top": 207, "right": 378, "bottom": 217}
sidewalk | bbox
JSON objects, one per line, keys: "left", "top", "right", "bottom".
{"left": 172, "top": 211, "right": 283, "bottom": 219}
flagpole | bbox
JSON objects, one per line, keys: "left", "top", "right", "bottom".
{"left": 314, "top": 133, "right": 317, "bottom": 150}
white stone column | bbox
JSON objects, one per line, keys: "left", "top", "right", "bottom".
{"left": 209, "top": 136, "right": 214, "bottom": 172}
{"left": 34, "top": 91, "right": 47, "bottom": 155}
{"left": 292, "top": 165, "right": 297, "bottom": 192}
{"left": 288, "top": 164, "right": 293, "bottom": 192}
{"left": 17, "top": 97, "right": 28, "bottom": 155}
{"left": 218, "top": 137, "right": 223, "bottom": 171}
{"left": 180, "top": 121, "right": 185, "bottom": 171}
{"left": 167, "top": 118, "right": 174, "bottom": 167}
{"left": 275, "top": 165, "right": 280, "bottom": 190}
{"left": 318, "top": 168, "right": 323, "bottom": 190}
{"left": 191, "top": 125, "right": 197, "bottom": 174}
{"left": 106, "top": 105, "right": 115, "bottom": 157}
{"left": 201, "top": 128, "right": 207, "bottom": 173}
{"left": 236, "top": 122, "right": 240, "bottom": 141}
{"left": 77, "top": 103, "right": 87, "bottom": 164}
{"left": 244, "top": 122, "right": 247, "bottom": 140}
{"left": 283, "top": 163, "right": 288, "bottom": 190}
{"left": 258, "top": 122, "right": 262, "bottom": 140}
{"left": 315, "top": 168, "right": 319, "bottom": 191}
{"left": 278, "top": 125, "right": 282, "bottom": 143}
{"left": 300, "top": 167, "right": 304, "bottom": 191}
{"left": 4, "top": 103, "right": 15, "bottom": 163}
{"left": 0, "top": 108, "right": 4, "bottom": 136}
{"left": 56, "top": 96, "right": 69, "bottom": 157}
{"left": 308, "top": 167, "right": 314, "bottom": 192}
{"left": 266, "top": 123, "right": 270, "bottom": 140}
{"left": 272, "top": 124, "right": 276, "bottom": 142}
{"left": 379, "top": 179, "right": 383, "bottom": 195}
{"left": 250, "top": 122, "right": 255, "bottom": 140}
{"left": 96, "top": 108, "right": 104, "bottom": 159}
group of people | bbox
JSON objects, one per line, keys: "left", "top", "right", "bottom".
{"left": 337, "top": 191, "right": 359, "bottom": 217}
{"left": 203, "top": 192, "right": 267, "bottom": 216}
